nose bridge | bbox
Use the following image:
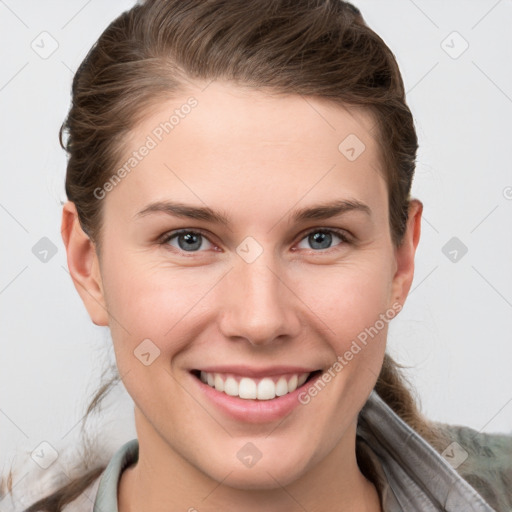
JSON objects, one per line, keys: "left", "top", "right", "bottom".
{"left": 218, "top": 247, "right": 300, "bottom": 345}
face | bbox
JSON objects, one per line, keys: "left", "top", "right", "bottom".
{"left": 78, "top": 81, "right": 416, "bottom": 489}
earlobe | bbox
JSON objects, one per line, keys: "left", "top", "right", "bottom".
{"left": 390, "top": 199, "right": 423, "bottom": 308}
{"left": 61, "top": 201, "right": 109, "bottom": 326}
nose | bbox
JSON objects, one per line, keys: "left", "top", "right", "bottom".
{"left": 218, "top": 251, "right": 302, "bottom": 347}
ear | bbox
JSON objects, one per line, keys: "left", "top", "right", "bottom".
{"left": 390, "top": 198, "right": 423, "bottom": 308}
{"left": 61, "top": 201, "right": 109, "bottom": 326}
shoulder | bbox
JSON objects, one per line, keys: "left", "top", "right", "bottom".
{"left": 436, "top": 422, "right": 512, "bottom": 512}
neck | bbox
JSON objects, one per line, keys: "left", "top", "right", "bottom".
{"left": 118, "top": 411, "right": 382, "bottom": 512}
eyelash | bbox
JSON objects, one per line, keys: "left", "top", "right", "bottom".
{"left": 158, "top": 227, "right": 352, "bottom": 254}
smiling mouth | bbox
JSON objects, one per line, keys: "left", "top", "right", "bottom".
{"left": 190, "top": 370, "right": 321, "bottom": 400}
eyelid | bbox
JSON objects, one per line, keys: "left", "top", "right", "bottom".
{"left": 158, "top": 228, "right": 218, "bottom": 252}
{"left": 158, "top": 226, "right": 352, "bottom": 254}
{"left": 294, "top": 227, "right": 352, "bottom": 251}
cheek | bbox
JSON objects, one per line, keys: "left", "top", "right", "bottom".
{"left": 99, "top": 259, "right": 206, "bottom": 421}
{"left": 295, "top": 259, "right": 394, "bottom": 340}
{"left": 291, "top": 258, "right": 394, "bottom": 402}
{"left": 100, "top": 254, "right": 211, "bottom": 363}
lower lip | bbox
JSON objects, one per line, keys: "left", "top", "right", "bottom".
{"left": 191, "top": 372, "right": 321, "bottom": 423}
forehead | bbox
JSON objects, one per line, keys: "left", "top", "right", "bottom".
{"left": 105, "top": 80, "right": 388, "bottom": 224}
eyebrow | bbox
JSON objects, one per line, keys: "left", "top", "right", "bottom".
{"left": 134, "top": 199, "right": 371, "bottom": 225}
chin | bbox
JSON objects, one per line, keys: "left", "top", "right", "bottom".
{"left": 198, "top": 446, "right": 314, "bottom": 491}
{"left": 221, "top": 464, "right": 306, "bottom": 491}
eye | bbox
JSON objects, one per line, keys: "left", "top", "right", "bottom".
{"left": 295, "top": 228, "right": 350, "bottom": 251}
{"left": 158, "top": 227, "right": 350, "bottom": 254}
{"left": 160, "top": 229, "right": 215, "bottom": 252}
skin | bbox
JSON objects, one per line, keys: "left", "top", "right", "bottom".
{"left": 62, "top": 80, "right": 422, "bottom": 512}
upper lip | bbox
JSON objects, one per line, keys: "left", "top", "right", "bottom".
{"left": 192, "top": 365, "right": 320, "bottom": 378}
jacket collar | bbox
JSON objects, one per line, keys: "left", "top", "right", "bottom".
{"left": 357, "top": 391, "right": 496, "bottom": 511}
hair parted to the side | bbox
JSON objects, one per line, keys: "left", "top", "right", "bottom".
{"left": 6, "top": 0, "right": 450, "bottom": 509}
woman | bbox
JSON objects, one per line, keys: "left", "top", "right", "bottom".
{"left": 5, "top": 0, "right": 511, "bottom": 510}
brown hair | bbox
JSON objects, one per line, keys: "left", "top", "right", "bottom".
{"left": 8, "top": 0, "right": 448, "bottom": 509}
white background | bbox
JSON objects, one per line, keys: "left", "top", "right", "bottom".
{"left": 1, "top": 0, "right": 511, "bottom": 493}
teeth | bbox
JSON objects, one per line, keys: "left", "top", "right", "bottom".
{"left": 224, "top": 377, "right": 238, "bottom": 396}
{"left": 288, "top": 374, "right": 298, "bottom": 392}
{"left": 214, "top": 374, "right": 224, "bottom": 392}
{"left": 275, "top": 377, "right": 288, "bottom": 396}
{"left": 297, "top": 373, "right": 308, "bottom": 387}
{"left": 199, "top": 371, "right": 311, "bottom": 400}
{"left": 239, "top": 378, "right": 257, "bottom": 399}
{"left": 257, "top": 378, "right": 275, "bottom": 400}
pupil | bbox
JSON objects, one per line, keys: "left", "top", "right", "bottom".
{"left": 179, "top": 233, "right": 201, "bottom": 251}
{"left": 310, "top": 232, "right": 331, "bottom": 250}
